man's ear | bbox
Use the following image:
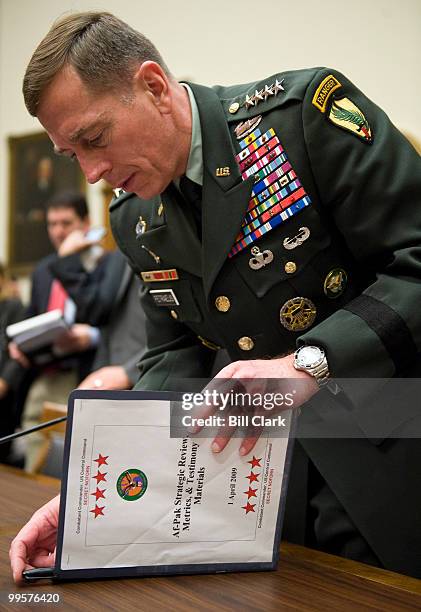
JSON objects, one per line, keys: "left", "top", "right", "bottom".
{"left": 133, "top": 61, "right": 171, "bottom": 113}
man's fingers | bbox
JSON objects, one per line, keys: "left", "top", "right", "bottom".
{"left": 187, "top": 402, "right": 216, "bottom": 434}
{"left": 30, "top": 550, "right": 55, "bottom": 568}
{"left": 9, "top": 514, "right": 45, "bottom": 583}
{"left": 191, "top": 378, "right": 246, "bottom": 435}
{"left": 239, "top": 430, "right": 263, "bottom": 456}
{"left": 9, "top": 539, "right": 30, "bottom": 584}
{"left": 210, "top": 422, "right": 238, "bottom": 454}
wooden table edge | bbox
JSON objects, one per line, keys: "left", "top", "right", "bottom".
{"left": 0, "top": 463, "right": 61, "bottom": 488}
{"left": 1, "top": 464, "right": 419, "bottom": 598}
{"left": 281, "top": 542, "right": 421, "bottom": 596}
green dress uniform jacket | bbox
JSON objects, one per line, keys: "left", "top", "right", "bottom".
{"left": 110, "top": 67, "right": 421, "bottom": 577}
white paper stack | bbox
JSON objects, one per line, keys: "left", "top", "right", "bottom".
{"left": 6, "top": 309, "right": 68, "bottom": 354}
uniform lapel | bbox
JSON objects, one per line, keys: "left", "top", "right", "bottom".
{"left": 188, "top": 83, "right": 255, "bottom": 298}
{"left": 136, "top": 184, "right": 202, "bottom": 278}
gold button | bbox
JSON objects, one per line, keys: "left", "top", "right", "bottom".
{"left": 215, "top": 296, "right": 231, "bottom": 312}
{"left": 170, "top": 310, "right": 178, "bottom": 319}
{"left": 284, "top": 261, "right": 297, "bottom": 274}
{"left": 229, "top": 102, "right": 240, "bottom": 114}
{"left": 238, "top": 336, "right": 254, "bottom": 351}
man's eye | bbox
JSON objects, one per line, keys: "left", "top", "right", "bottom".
{"left": 88, "top": 132, "right": 105, "bottom": 147}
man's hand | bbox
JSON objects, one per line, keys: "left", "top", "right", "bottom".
{"left": 9, "top": 495, "right": 60, "bottom": 585}
{"left": 53, "top": 324, "right": 94, "bottom": 354}
{"left": 57, "top": 229, "right": 98, "bottom": 257}
{"left": 78, "top": 366, "right": 131, "bottom": 390}
{"left": 8, "top": 341, "right": 31, "bottom": 368}
{"left": 197, "top": 354, "right": 319, "bottom": 456}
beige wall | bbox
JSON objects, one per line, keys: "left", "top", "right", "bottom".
{"left": 1, "top": 0, "right": 420, "bottom": 276}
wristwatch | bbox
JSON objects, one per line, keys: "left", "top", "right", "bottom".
{"left": 293, "top": 345, "right": 330, "bottom": 387}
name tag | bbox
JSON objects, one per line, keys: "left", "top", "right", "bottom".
{"left": 149, "top": 289, "right": 179, "bottom": 307}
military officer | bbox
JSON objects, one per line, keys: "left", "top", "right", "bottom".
{"left": 10, "top": 11, "right": 421, "bottom": 583}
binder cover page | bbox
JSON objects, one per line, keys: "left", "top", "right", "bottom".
{"left": 56, "top": 391, "right": 293, "bottom": 578}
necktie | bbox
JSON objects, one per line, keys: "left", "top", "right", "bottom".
{"left": 47, "top": 279, "right": 68, "bottom": 314}
{"left": 179, "top": 176, "right": 203, "bottom": 239}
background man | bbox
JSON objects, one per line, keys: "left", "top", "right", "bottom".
{"left": 9, "top": 12, "right": 421, "bottom": 581}
{"left": 4, "top": 191, "right": 102, "bottom": 471}
{"left": 50, "top": 243, "right": 147, "bottom": 391}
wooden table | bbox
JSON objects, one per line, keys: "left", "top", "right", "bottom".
{"left": 0, "top": 464, "right": 420, "bottom": 611}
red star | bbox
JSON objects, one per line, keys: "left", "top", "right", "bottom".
{"left": 90, "top": 505, "right": 105, "bottom": 518}
{"left": 242, "top": 502, "right": 256, "bottom": 514}
{"left": 93, "top": 471, "right": 107, "bottom": 484}
{"left": 248, "top": 456, "right": 262, "bottom": 469}
{"left": 91, "top": 487, "right": 106, "bottom": 501}
{"left": 246, "top": 472, "right": 259, "bottom": 483}
{"left": 244, "top": 487, "right": 258, "bottom": 499}
{"left": 94, "top": 454, "right": 109, "bottom": 467}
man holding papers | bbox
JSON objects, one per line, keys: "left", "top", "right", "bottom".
{"left": 4, "top": 192, "right": 102, "bottom": 471}
{"left": 9, "top": 11, "right": 421, "bottom": 580}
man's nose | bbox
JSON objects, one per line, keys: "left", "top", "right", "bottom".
{"left": 78, "top": 155, "right": 111, "bottom": 184}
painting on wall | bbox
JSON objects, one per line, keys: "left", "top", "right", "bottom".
{"left": 8, "top": 131, "right": 85, "bottom": 273}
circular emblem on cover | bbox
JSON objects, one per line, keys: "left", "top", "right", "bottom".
{"left": 280, "top": 297, "right": 317, "bottom": 331}
{"left": 238, "top": 336, "right": 254, "bottom": 351}
{"left": 116, "top": 469, "right": 148, "bottom": 501}
{"left": 323, "top": 268, "right": 347, "bottom": 298}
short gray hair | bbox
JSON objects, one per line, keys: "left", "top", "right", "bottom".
{"left": 23, "top": 11, "right": 171, "bottom": 116}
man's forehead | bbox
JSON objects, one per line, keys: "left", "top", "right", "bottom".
{"left": 47, "top": 207, "right": 79, "bottom": 220}
{"left": 39, "top": 67, "right": 112, "bottom": 141}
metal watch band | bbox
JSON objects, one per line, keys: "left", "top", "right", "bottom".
{"left": 309, "top": 361, "right": 330, "bottom": 386}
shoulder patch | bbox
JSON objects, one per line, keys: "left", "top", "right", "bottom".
{"left": 312, "top": 74, "right": 341, "bottom": 113}
{"left": 327, "top": 97, "right": 373, "bottom": 144}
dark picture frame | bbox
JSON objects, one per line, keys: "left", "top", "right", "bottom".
{"left": 8, "top": 131, "right": 85, "bottom": 274}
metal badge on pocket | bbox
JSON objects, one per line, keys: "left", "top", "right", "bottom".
{"left": 280, "top": 297, "right": 316, "bottom": 331}
{"left": 248, "top": 246, "right": 274, "bottom": 270}
{"left": 323, "top": 268, "right": 347, "bottom": 298}
{"left": 135, "top": 216, "right": 147, "bottom": 236}
{"left": 283, "top": 227, "right": 310, "bottom": 250}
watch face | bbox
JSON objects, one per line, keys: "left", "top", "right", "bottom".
{"left": 296, "top": 346, "right": 324, "bottom": 368}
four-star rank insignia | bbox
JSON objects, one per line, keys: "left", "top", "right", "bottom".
{"left": 328, "top": 97, "right": 373, "bottom": 143}
{"left": 231, "top": 79, "right": 285, "bottom": 114}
